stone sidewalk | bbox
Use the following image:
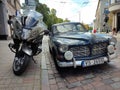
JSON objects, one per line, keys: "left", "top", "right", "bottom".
{"left": 0, "top": 40, "right": 41, "bottom": 90}
{"left": 41, "top": 36, "right": 120, "bottom": 90}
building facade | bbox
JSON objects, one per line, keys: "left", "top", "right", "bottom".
{"left": 0, "top": 0, "right": 21, "bottom": 40}
{"left": 95, "top": 0, "right": 110, "bottom": 32}
{"left": 109, "top": 0, "right": 120, "bottom": 32}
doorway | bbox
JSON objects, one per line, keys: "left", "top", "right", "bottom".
{"left": 117, "top": 12, "right": 120, "bottom": 33}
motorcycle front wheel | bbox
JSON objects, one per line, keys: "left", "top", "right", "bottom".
{"left": 13, "top": 51, "right": 30, "bottom": 75}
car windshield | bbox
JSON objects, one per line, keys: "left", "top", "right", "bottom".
{"left": 53, "top": 23, "right": 87, "bottom": 34}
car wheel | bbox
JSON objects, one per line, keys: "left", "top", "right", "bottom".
{"left": 51, "top": 48, "right": 64, "bottom": 72}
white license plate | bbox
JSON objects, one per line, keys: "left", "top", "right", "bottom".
{"left": 83, "top": 57, "right": 104, "bottom": 67}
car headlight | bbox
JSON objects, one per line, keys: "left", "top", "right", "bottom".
{"left": 59, "top": 44, "right": 68, "bottom": 53}
{"left": 110, "top": 37, "right": 117, "bottom": 45}
{"left": 107, "top": 45, "right": 114, "bottom": 54}
{"left": 64, "top": 51, "right": 73, "bottom": 60}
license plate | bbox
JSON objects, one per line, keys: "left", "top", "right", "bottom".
{"left": 83, "top": 57, "right": 104, "bottom": 67}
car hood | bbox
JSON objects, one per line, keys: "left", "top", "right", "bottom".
{"left": 54, "top": 32, "right": 109, "bottom": 45}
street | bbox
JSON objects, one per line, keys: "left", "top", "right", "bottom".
{"left": 0, "top": 35, "right": 120, "bottom": 90}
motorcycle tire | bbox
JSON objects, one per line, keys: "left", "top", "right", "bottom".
{"left": 13, "top": 51, "right": 30, "bottom": 76}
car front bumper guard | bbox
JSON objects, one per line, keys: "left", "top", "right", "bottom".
{"left": 56, "top": 53, "right": 117, "bottom": 68}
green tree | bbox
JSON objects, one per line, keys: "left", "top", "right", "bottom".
{"left": 89, "top": 27, "right": 93, "bottom": 30}
{"left": 64, "top": 18, "right": 70, "bottom": 22}
{"left": 36, "top": 2, "right": 70, "bottom": 30}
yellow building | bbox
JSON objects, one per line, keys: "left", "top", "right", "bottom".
{"left": 0, "top": 0, "right": 21, "bottom": 40}
{"left": 95, "top": 0, "right": 110, "bottom": 32}
{"left": 109, "top": 0, "right": 120, "bottom": 32}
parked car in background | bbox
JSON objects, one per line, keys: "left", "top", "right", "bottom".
{"left": 48, "top": 22, "right": 117, "bottom": 68}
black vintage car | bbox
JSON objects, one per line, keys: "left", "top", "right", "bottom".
{"left": 48, "top": 22, "right": 117, "bottom": 68}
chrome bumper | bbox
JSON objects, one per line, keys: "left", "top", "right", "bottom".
{"left": 108, "top": 52, "right": 117, "bottom": 60}
{"left": 56, "top": 57, "right": 109, "bottom": 68}
{"left": 56, "top": 53, "right": 117, "bottom": 68}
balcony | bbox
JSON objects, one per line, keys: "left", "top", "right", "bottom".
{"left": 109, "top": 0, "right": 120, "bottom": 12}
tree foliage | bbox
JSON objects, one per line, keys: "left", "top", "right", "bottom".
{"left": 83, "top": 24, "right": 89, "bottom": 30}
{"left": 36, "top": 2, "right": 70, "bottom": 30}
{"left": 82, "top": 23, "right": 93, "bottom": 30}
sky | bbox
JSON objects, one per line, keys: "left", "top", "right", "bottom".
{"left": 20, "top": 0, "right": 98, "bottom": 24}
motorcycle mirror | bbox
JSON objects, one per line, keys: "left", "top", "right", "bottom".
{"left": 44, "top": 30, "right": 49, "bottom": 35}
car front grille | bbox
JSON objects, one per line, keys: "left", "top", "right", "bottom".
{"left": 69, "top": 46, "right": 90, "bottom": 57}
{"left": 69, "top": 42, "right": 108, "bottom": 57}
{"left": 92, "top": 43, "right": 107, "bottom": 55}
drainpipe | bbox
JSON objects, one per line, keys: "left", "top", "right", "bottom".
{"left": 14, "top": 0, "right": 17, "bottom": 10}
{"left": 0, "top": 0, "right": 2, "bottom": 3}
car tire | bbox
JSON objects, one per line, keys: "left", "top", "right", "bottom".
{"left": 50, "top": 48, "right": 65, "bottom": 72}
{"left": 49, "top": 46, "right": 52, "bottom": 54}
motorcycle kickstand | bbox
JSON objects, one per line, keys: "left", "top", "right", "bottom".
{"left": 32, "top": 57, "right": 37, "bottom": 64}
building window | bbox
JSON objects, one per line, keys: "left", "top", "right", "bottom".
{"left": 110, "top": 0, "right": 115, "bottom": 4}
{"left": 104, "top": 8, "right": 110, "bottom": 15}
{"left": 116, "top": 0, "right": 120, "bottom": 3}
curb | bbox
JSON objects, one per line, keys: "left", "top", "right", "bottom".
{"left": 41, "top": 36, "right": 50, "bottom": 90}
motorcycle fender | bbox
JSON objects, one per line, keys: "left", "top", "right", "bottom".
{"left": 22, "top": 46, "right": 32, "bottom": 56}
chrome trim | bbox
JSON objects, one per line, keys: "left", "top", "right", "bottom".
{"left": 108, "top": 52, "right": 117, "bottom": 60}
{"left": 56, "top": 56, "right": 109, "bottom": 68}
{"left": 69, "top": 42, "right": 108, "bottom": 57}
{"left": 70, "top": 46, "right": 90, "bottom": 57}
{"left": 22, "top": 47, "right": 32, "bottom": 56}
{"left": 92, "top": 43, "right": 107, "bottom": 55}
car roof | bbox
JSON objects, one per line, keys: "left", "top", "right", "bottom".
{"left": 52, "top": 22, "right": 81, "bottom": 27}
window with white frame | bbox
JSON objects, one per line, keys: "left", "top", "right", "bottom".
{"left": 116, "top": 0, "right": 120, "bottom": 2}
{"left": 110, "top": 0, "right": 115, "bottom": 4}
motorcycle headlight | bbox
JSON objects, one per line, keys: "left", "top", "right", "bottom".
{"left": 59, "top": 44, "right": 68, "bottom": 53}
{"left": 22, "top": 29, "right": 31, "bottom": 40}
{"left": 110, "top": 37, "right": 117, "bottom": 45}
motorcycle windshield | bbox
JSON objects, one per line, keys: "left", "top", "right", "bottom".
{"left": 24, "top": 10, "right": 43, "bottom": 28}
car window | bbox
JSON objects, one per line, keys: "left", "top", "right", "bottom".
{"left": 53, "top": 23, "right": 86, "bottom": 34}
{"left": 76, "top": 24, "right": 85, "bottom": 32}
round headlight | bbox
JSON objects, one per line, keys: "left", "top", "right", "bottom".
{"left": 64, "top": 51, "right": 73, "bottom": 60}
{"left": 107, "top": 45, "right": 114, "bottom": 54}
{"left": 59, "top": 44, "right": 68, "bottom": 53}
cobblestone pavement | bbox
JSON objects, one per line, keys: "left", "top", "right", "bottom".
{"left": 0, "top": 40, "right": 41, "bottom": 90}
{"left": 41, "top": 36, "right": 120, "bottom": 90}
{"left": 0, "top": 34, "right": 120, "bottom": 90}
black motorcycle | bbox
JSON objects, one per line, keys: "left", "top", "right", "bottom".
{"left": 8, "top": 10, "right": 49, "bottom": 75}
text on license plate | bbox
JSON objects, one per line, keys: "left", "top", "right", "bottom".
{"left": 83, "top": 58, "right": 104, "bottom": 67}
